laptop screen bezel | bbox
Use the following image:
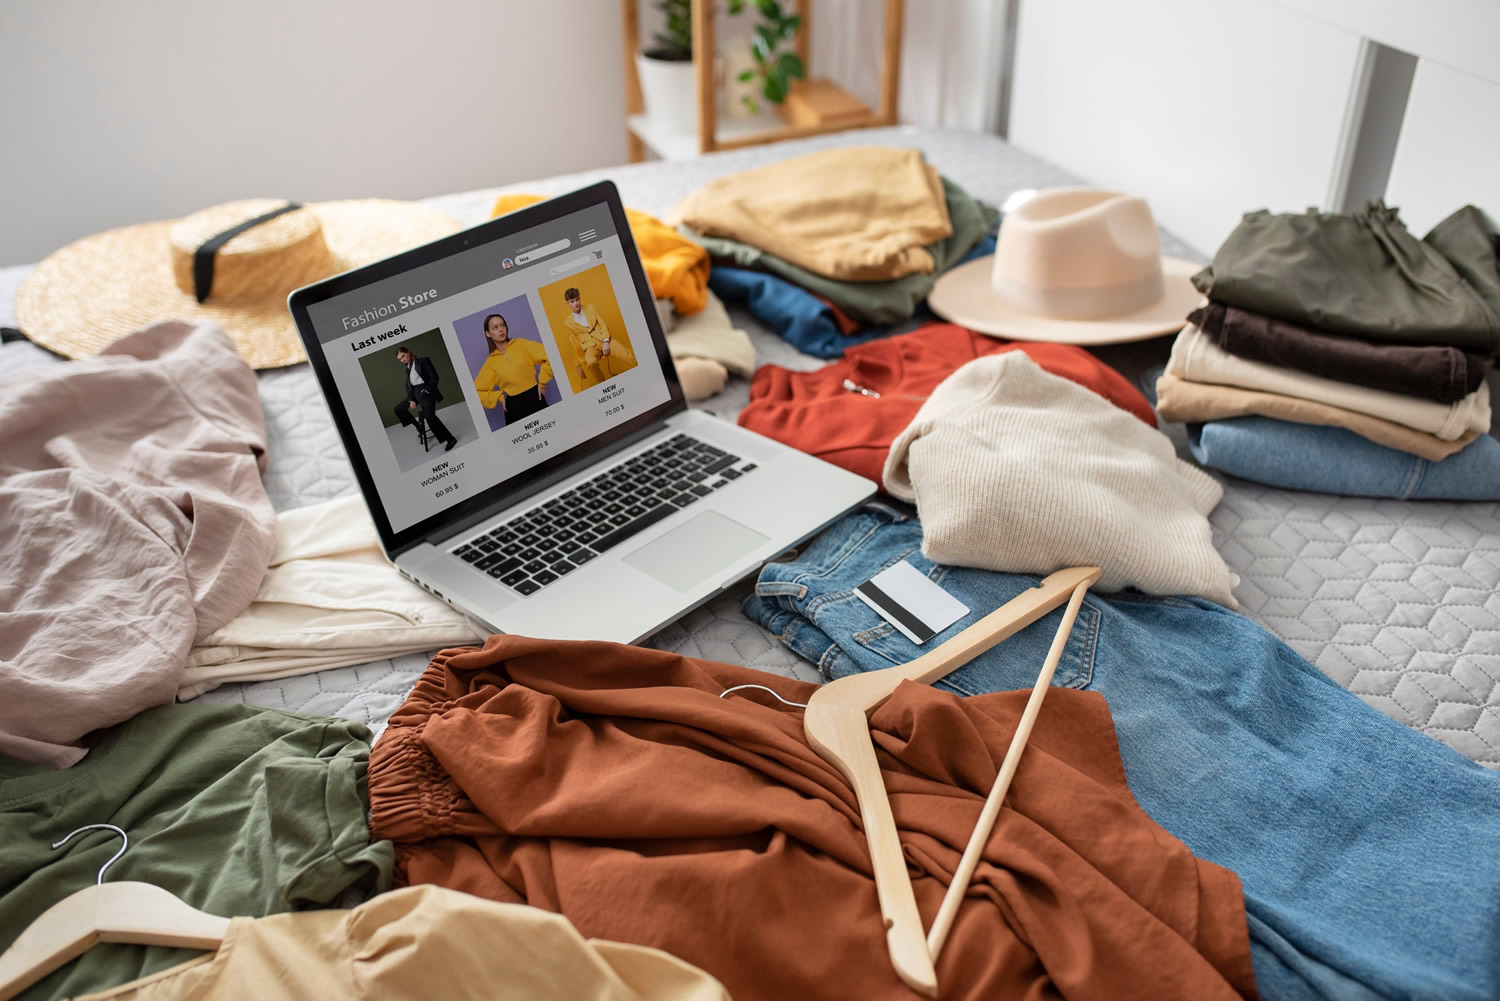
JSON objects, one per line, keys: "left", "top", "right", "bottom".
{"left": 287, "top": 180, "right": 687, "bottom": 557}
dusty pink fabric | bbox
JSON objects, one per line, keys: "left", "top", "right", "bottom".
{"left": 0, "top": 321, "right": 275, "bottom": 766}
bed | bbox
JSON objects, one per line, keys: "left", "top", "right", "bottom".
{"left": 2, "top": 125, "right": 1496, "bottom": 768}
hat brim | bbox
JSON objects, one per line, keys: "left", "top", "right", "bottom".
{"left": 15, "top": 200, "right": 460, "bottom": 370}
{"left": 928, "top": 254, "right": 1204, "bottom": 345}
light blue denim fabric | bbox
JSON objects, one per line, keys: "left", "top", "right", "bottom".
{"left": 743, "top": 503, "right": 1500, "bottom": 1001}
{"left": 1187, "top": 417, "right": 1500, "bottom": 499}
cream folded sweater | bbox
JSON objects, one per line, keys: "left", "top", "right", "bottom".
{"left": 1170, "top": 323, "right": 1491, "bottom": 440}
{"left": 884, "top": 352, "right": 1239, "bottom": 606}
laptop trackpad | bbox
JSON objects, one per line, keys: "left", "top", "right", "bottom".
{"left": 623, "top": 511, "right": 768, "bottom": 592}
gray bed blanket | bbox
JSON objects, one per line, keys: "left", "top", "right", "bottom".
{"left": 3, "top": 126, "right": 1495, "bottom": 766}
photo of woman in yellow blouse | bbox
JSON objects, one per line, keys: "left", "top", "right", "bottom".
{"left": 472, "top": 313, "right": 555, "bottom": 423}
{"left": 563, "top": 285, "right": 636, "bottom": 390}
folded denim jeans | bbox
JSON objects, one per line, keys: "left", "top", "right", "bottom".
{"left": 1188, "top": 417, "right": 1500, "bottom": 500}
{"left": 743, "top": 503, "right": 1500, "bottom": 1001}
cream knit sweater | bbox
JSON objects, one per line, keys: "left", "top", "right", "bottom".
{"left": 883, "top": 352, "right": 1238, "bottom": 606}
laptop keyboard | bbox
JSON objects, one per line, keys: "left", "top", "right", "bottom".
{"left": 450, "top": 433, "right": 759, "bottom": 597}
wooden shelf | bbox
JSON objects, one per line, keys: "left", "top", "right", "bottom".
{"left": 621, "top": 0, "right": 903, "bottom": 161}
{"left": 627, "top": 112, "right": 783, "bottom": 162}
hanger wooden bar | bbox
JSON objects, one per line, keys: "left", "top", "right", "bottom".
{"left": 925, "top": 578, "right": 1094, "bottom": 958}
{"left": 0, "top": 824, "right": 231, "bottom": 1001}
{"left": 804, "top": 566, "right": 1101, "bottom": 998}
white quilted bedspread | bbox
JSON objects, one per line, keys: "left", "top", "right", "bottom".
{"left": 2, "top": 126, "right": 1496, "bottom": 765}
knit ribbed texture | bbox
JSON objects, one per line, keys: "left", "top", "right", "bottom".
{"left": 884, "top": 352, "right": 1238, "bottom": 606}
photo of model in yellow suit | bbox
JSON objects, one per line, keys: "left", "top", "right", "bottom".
{"left": 539, "top": 263, "right": 639, "bottom": 394}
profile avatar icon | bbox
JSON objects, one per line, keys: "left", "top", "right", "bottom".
{"left": 502, "top": 258, "right": 514, "bottom": 270}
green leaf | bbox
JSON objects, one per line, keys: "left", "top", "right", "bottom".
{"left": 782, "top": 13, "right": 802, "bottom": 36}
{"left": 741, "top": 94, "right": 761, "bottom": 115}
{"left": 750, "top": 28, "right": 772, "bottom": 64}
{"left": 727, "top": 0, "right": 746, "bottom": 12}
{"left": 777, "top": 52, "right": 805, "bottom": 80}
{"left": 736, "top": 69, "right": 756, "bottom": 83}
{"left": 764, "top": 68, "right": 788, "bottom": 103}
{"left": 755, "top": 0, "right": 781, "bottom": 17}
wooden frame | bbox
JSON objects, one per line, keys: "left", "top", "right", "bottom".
{"left": 622, "top": 0, "right": 905, "bottom": 161}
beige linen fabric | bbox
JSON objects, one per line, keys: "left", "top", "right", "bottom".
{"left": 660, "top": 289, "right": 757, "bottom": 401}
{"left": 1169, "top": 324, "right": 1491, "bottom": 439}
{"left": 673, "top": 146, "right": 953, "bottom": 281}
{"left": 0, "top": 321, "right": 274, "bottom": 767}
{"left": 181, "top": 495, "right": 483, "bottom": 700}
{"left": 71, "top": 884, "right": 731, "bottom": 1001}
{"left": 1154, "top": 373, "right": 1481, "bottom": 461}
{"left": 884, "top": 352, "right": 1237, "bottom": 606}
{"left": 667, "top": 290, "right": 756, "bottom": 377}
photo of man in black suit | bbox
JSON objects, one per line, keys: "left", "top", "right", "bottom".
{"left": 393, "top": 345, "right": 458, "bottom": 452}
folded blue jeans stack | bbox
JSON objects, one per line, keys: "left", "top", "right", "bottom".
{"left": 743, "top": 503, "right": 1500, "bottom": 1001}
{"left": 1186, "top": 416, "right": 1500, "bottom": 499}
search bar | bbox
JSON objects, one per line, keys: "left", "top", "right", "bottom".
{"left": 549, "top": 255, "right": 593, "bottom": 275}
{"left": 514, "top": 239, "right": 570, "bottom": 265}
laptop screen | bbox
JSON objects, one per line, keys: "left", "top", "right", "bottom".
{"left": 296, "top": 188, "right": 678, "bottom": 542}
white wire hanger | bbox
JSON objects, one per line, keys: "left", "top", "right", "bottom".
{"left": 0, "top": 823, "right": 231, "bottom": 1000}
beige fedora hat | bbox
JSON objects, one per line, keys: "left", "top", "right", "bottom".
{"left": 15, "top": 198, "right": 459, "bottom": 369}
{"left": 928, "top": 188, "right": 1202, "bottom": 345}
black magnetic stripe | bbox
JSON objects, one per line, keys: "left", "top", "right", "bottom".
{"left": 856, "top": 579, "right": 935, "bottom": 643}
{"left": 192, "top": 201, "right": 303, "bottom": 303}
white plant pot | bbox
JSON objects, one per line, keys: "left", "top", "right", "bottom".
{"left": 636, "top": 51, "right": 699, "bottom": 136}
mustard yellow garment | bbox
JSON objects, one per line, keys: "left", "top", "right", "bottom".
{"left": 70, "top": 884, "right": 731, "bottom": 1001}
{"left": 473, "top": 339, "right": 553, "bottom": 409}
{"left": 671, "top": 146, "right": 954, "bottom": 282}
{"left": 492, "top": 194, "right": 710, "bottom": 315}
{"left": 565, "top": 303, "right": 636, "bottom": 388}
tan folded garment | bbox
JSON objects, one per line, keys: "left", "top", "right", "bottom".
{"left": 672, "top": 146, "right": 953, "bottom": 282}
{"left": 1169, "top": 324, "right": 1491, "bottom": 439}
{"left": 1155, "top": 373, "right": 1481, "bottom": 460}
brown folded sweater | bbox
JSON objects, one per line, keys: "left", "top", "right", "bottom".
{"left": 369, "top": 635, "right": 1257, "bottom": 1001}
{"left": 1192, "top": 303, "right": 1493, "bottom": 404}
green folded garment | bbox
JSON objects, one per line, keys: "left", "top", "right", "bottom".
{"left": 685, "top": 176, "right": 999, "bottom": 326}
{"left": 1193, "top": 201, "right": 1500, "bottom": 353}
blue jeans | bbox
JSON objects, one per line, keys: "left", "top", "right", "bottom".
{"left": 1187, "top": 417, "right": 1500, "bottom": 499}
{"left": 743, "top": 503, "right": 1500, "bottom": 1001}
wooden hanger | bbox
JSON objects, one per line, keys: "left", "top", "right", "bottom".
{"left": 0, "top": 824, "right": 231, "bottom": 1001}
{"left": 804, "top": 566, "right": 1101, "bottom": 998}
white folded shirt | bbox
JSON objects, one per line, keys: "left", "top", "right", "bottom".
{"left": 1169, "top": 323, "right": 1491, "bottom": 440}
{"left": 182, "top": 495, "right": 484, "bottom": 700}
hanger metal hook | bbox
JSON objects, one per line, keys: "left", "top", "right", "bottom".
{"left": 52, "top": 824, "right": 129, "bottom": 886}
{"left": 719, "top": 683, "right": 809, "bottom": 709}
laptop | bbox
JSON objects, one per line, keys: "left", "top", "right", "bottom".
{"left": 288, "top": 181, "right": 875, "bottom": 644}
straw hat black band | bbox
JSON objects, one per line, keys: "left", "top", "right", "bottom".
{"left": 193, "top": 201, "right": 304, "bottom": 303}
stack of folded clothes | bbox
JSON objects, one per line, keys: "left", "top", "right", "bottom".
{"left": 673, "top": 146, "right": 999, "bottom": 358}
{"left": 1156, "top": 201, "right": 1500, "bottom": 499}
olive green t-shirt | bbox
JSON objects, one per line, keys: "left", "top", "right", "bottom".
{"left": 0, "top": 704, "right": 394, "bottom": 1001}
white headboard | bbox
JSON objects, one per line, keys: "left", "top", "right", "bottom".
{"left": 1006, "top": 0, "right": 1500, "bottom": 254}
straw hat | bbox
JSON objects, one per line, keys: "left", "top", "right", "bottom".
{"left": 928, "top": 188, "right": 1202, "bottom": 345}
{"left": 15, "top": 198, "right": 460, "bottom": 369}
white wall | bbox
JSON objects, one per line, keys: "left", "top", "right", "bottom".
{"left": 810, "top": 0, "right": 1007, "bottom": 131}
{"left": 1008, "top": 0, "right": 1364, "bottom": 256}
{"left": 1385, "top": 62, "right": 1500, "bottom": 234}
{"left": 0, "top": 0, "right": 627, "bottom": 266}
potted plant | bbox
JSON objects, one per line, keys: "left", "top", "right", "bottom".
{"left": 636, "top": 0, "right": 699, "bottom": 135}
{"left": 729, "top": 0, "right": 805, "bottom": 115}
